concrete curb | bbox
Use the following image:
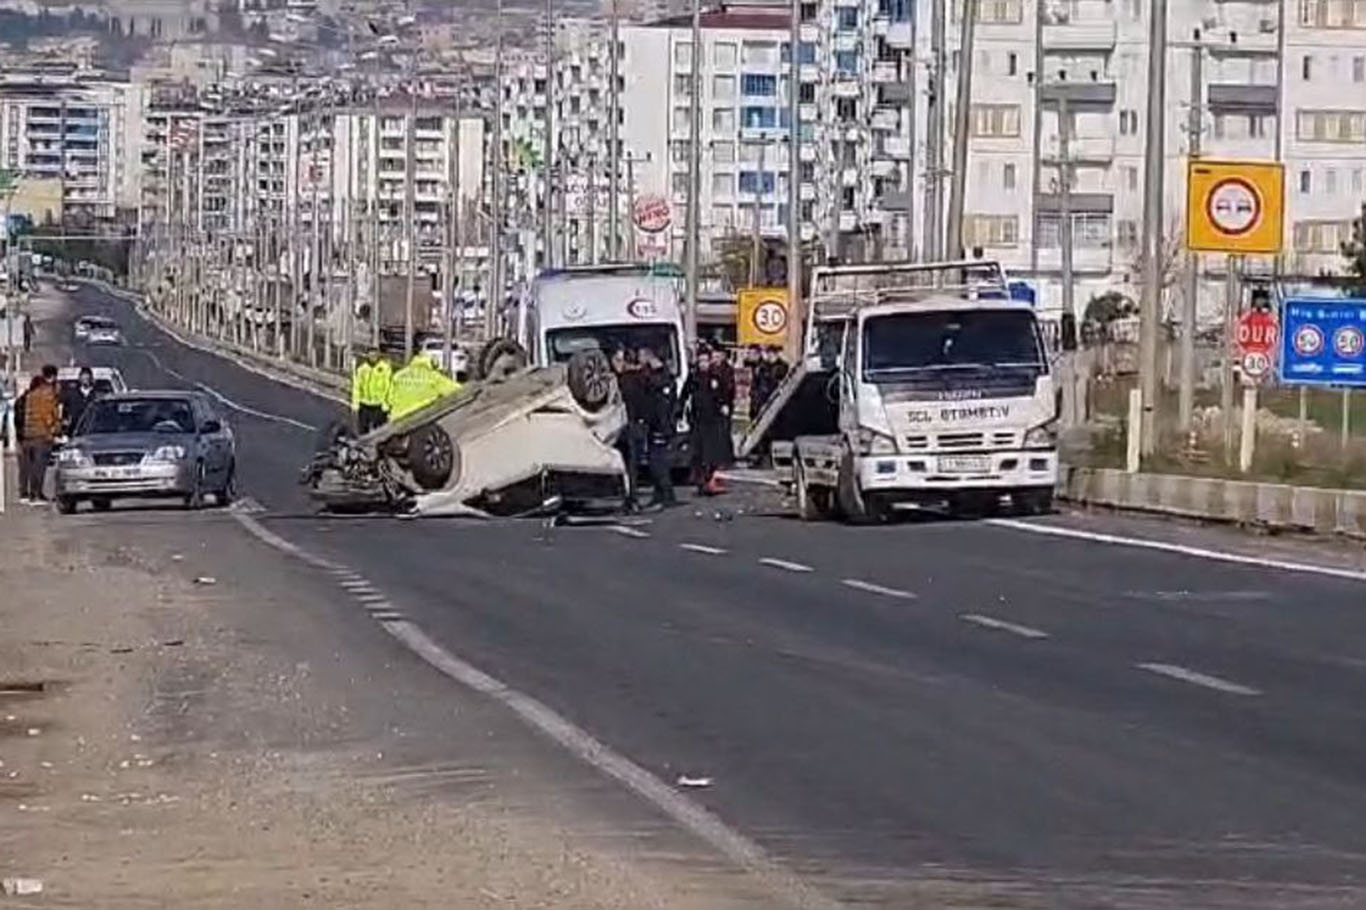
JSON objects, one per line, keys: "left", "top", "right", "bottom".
{"left": 1059, "top": 466, "right": 1366, "bottom": 540}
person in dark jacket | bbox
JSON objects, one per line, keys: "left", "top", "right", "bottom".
{"left": 682, "top": 346, "right": 733, "bottom": 495}
{"left": 749, "top": 345, "right": 789, "bottom": 419}
{"left": 637, "top": 347, "right": 677, "bottom": 509}
{"left": 61, "top": 366, "right": 102, "bottom": 435}
{"left": 611, "top": 347, "right": 647, "bottom": 511}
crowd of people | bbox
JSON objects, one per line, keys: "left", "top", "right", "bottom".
{"left": 350, "top": 348, "right": 462, "bottom": 434}
{"left": 10, "top": 364, "right": 103, "bottom": 505}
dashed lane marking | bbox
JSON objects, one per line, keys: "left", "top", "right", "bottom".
{"left": 134, "top": 346, "right": 318, "bottom": 433}
{"left": 989, "top": 518, "right": 1366, "bottom": 584}
{"left": 680, "top": 543, "right": 728, "bottom": 556}
{"left": 841, "top": 578, "right": 916, "bottom": 599}
{"left": 960, "top": 614, "right": 1050, "bottom": 640}
{"left": 227, "top": 509, "right": 839, "bottom": 910}
{"left": 1137, "top": 662, "right": 1261, "bottom": 696}
{"left": 609, "top": 525, "right": 651, "bottom": 539}
{"left": 759, "top": 557, "right": 815, "bottom": 573}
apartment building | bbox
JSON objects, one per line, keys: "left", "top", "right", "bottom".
{"left": 0, "top": 67, "right": 139, "bottom": 221}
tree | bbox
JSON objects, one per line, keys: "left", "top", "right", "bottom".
{"left": 1340, "top": 202, "right": 1366, "bottom": 296}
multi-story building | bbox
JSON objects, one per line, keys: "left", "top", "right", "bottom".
{"left": 0, "top": 67, "right": 140, "bottom": 222}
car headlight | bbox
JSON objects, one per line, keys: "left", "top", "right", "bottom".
{"left": 1024, "top": 421, "right": 1058, "bottom": 449}
{"left": 144, "top": 445, "right": 186, "bottom": 464}
{"left": 856, "top": 427, "right": 898, "bottom": 455}
{"left": 57, "top": 448, "right": 92, "bottom": 468}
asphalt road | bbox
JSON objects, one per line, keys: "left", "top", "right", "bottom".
{"left": 63, "top": 284, "right": 1366, "bottom": 908}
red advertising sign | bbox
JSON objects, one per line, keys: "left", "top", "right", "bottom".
{"left": 632, "top": 194, "right": 672, "bottom": 233}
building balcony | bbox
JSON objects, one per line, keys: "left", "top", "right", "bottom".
{"left": 1040, "top": 81, "right": 1117, "bottom": 107}
{"left": 839, "top": 210, "right": 857, "bottom": 232}
{"left": 799, "top": 102, "right": 819, "bottom": 121}
{"left": 882, "top": 136, "right": 911, "bottom": 159}
{"left": 870, "top": 61, "right": 901, "bottom": 83}
{"left": 877, "top": 190, "right": 913, "bottom": 212}
{"left": 1040, "top": 134, "right": 1115, "bottom": 163}
{"left": 800, "top": 23, "right": 820, "bottom": 43}
{"left": 1037, "top": 192, "right": 1114, "bottom": 215}
{"left": 885, "top": 21, "right": 912, "bottom": 48}
{"left": 869, "top": 158, "right": 897, "bottom": 178}
{"left": 799, "top": 143, "right": 818, "bottom": 162}
{"left": 800, "top": 63, "right": 821, "bottom": 83}
{"left": 840, "top": 167, "right": 860, "bottom": 187}
{"left": 800, "top": 182, "right": 817, "bottom": 201}
{"left": 1042, "top": 19, "right": 1117, "bottom": 52}
{"left": 831, "top": 32, "right": 861, "bottom": 53}
{"left": 1037, "top": 245, "right": 1113, "bottom": 273}
{"left": 832, "top": 79, "right": 862, "bottom": 98}
{"left": 1207, "top": 28, "right": 1278, "bottom": 57}
{"left": 1207, "top": 82, "right": 1278, "bottom": 115}
{"left": 870, "top": 108, "right": 899, "bottom": 131}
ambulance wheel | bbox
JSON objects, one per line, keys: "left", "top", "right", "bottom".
{"left": 476, "top": 338, "right": 527, "bottom": 382}
{"left": 407, "top": 423, "right": 458, "bottom": 491}
{"left": 567, "top": 349, "right": 614, "bottom": 412}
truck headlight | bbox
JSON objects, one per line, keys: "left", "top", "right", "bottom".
{"left": 144, "top": 445, "right": 186, "bottom": 464}
{"left": 856, "top": 427, "right": 898, "bottom": 455}
{"left": 1024, "top": 421, "right": 1058, "bottom": 449}
{"left": 57, "top": 447, "right": 92, "bottom": 468}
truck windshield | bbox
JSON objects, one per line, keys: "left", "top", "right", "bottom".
{"left": 547, "top": 324, "right": 680, "bottom": 374}
{"left": 862, "top": 310, "right": 1044, "bottom": 379}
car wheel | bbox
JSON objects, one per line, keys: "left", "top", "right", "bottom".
{"left": 567, "top": 349, "right": 614, "bottom": 412}
{"left": 91, "top": 497, "right": 112, "bottom": 512}
{"left": 475, "top": 338, "right": 528, "bottom": 382}
{"left": 217, "top": 462, "right": 237, "bottom": 506}
{"left": 406, "top": 423, "right": 458, "bottom": 491}
{"left": 184, "top": 462, "right": 205, "bottom": 510}
{"left": 56, "top": 496, "right": 79, "bottom": 515}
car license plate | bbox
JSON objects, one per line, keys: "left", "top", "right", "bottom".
{"left": 93, "top": 467, "right": 139, "bottom": 480}
{"left": 938, "top": 455, "right": 991, "bottom": 474}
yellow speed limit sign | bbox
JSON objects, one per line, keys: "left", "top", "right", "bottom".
{"left": 737, "top": 287, "right": 789, "bottom": 347}
{"left": 1186, "top": 159, "right": 1284, "bottom": 254}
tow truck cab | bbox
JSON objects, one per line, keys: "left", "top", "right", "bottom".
{"left": 742, "top": 260, "right": 1071, "bottom": 521}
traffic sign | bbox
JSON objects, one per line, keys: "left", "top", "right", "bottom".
{"left": 1280, "top": 298, "right": 1366, "bottom": 387}
{"left": 737, "top": 287, "right": 789, "bottom": 347}
{"left": 1234, "top": 308, "right": 1278, "bottom": 384}
{"left": 1186, "top": 159, "right": 1285, "bottom": 255}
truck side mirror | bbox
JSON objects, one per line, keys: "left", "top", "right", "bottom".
{"left": 1060, "top": 313, "right": 1078, "bottom": 352}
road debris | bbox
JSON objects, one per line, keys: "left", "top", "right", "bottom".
{"left": 675, "top": 775, "right": 713, "bottom": 789}
{"left": 193, "top": 576, "right": 217, "bottom": 586}
{"left": 1, "top": 878, "right": 43, "bottom": 896}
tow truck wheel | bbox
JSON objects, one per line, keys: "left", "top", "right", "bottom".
{"left": 407, "top": 423, "right": 458, "bottom": 491}
{"left": 836, "top": 451, "right": 879, "bottom": 525}
{"left": 567, "top": 350, "right": 614, "bottom": 412}
{"left": 475, "top": 338, "right": 528, "bottom": 382}
{"left": 794, "top": 458, "right": 830, "bottom": 521}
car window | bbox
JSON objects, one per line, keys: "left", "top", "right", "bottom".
{"left": 80, "top": 398, "right": 196, "bottom": 435}
{"left": 58, "top": 379, "right": 115, "bottom": 397}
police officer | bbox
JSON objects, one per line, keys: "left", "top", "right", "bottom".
{"left": 386, "top": 351, "right": 461, "bottom": 420}
{"left": 351, "top": 349, "right": 393, "bottom": 434}
{"left": 637, "top": 347, "right": 677, "bottom": 509}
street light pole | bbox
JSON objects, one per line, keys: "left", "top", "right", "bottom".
{"left": 683, "top": 0, "right": 702, "bottom": 347}
{"left": 1138, "top": 0, "right": 1169, "bottom": 456}
{"left": 608, "top": 0, "right": 621, "bottom": 260}
{"left": 786, "top": 0, "right": 802, "bottom": 362}
{"left": 490, "top": 0, "right": 505, "bottom": 340}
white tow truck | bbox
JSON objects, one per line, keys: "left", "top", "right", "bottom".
{"left": 739, "top": 260, "right": 1076, "bottom": 522}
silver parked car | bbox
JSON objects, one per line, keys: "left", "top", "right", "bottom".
{"left": 54, "top": 391, "right": 236, "bottom": 514}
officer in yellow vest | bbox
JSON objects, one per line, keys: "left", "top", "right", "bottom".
{"left": 386, "top": 351, "right": 462, "bottom": 421}
{"left": 351, "top": 349, "right": 393, "bottom": 434}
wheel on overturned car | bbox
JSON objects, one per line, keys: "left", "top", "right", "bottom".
{"left": 406, "top": 422, "right": 459, "bottom": 491}
{"left": 566, "top": 349, "right": 614, "bottom": 412}
{"left": 474, "top": 338, "right": 528, "bottom": 382}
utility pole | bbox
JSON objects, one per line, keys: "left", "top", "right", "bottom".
{"left": 403, "top": 92, "right": 417, "bottom": 360}
{"left": 1137, "top": 0, "right": 1168, "bottom": 456}
{"left": 309, "top": 109, "right": 322, "bottom": 367}
{"left": 1028, "top": 0, "right": 1045, "bottom": 276}
{"left": 923, "top": 0, "right": 947, "bottom": 262}
{"left": 1058, "top": 93, "right": 1074, "bottom": 323}
{"left": 542, "top": 0, "right": 556, "bottom": 271}
{"left": 608, "top": 0, "right": 621, "bottom": 260}
{"left": 683, "top": 0, "right": 702, "bottom": 346}
{"left": 944, "top": 0, "right": 976, "bottom": 260}
{"left": 587, "top": 148, "right": 599, "bottom": 264}
{"left": 443, "top": 82, "right": 461, "bottom": 370}
{"left": 1179, "top": 36, "right": 1203, "bottom": 432}
{"left": 750, "top": 138, "right": 766, "bottom": 286}
{"left": 489, "top": 0, "right": 505, "bottom": 340}
{"left": 786, "top": 0, "right": 802, "bottom": 361}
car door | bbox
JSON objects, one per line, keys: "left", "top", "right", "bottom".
{"left": 193, "top": 399, "right": 229, "bottom": 486}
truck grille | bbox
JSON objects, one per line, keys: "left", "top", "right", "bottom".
{"left": 92, "top": 452, "right": 143, "bottom": 467}
{"left": 903, "top": 431, "right": 1018, "bottom": 451}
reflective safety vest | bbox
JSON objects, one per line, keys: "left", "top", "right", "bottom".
{"left": 386, "top": 355, "right": 461, "bottom": 419}
{"left": 352, "top": 359, "right": 393, "bottom": 410}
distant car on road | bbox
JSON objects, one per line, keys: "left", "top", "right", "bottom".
{"left": 57, "top": 278, "right": 81, "bottom": 292}
{"left": 73, "top": 315, "right": 110, "bottom": 341}
{"left": 54, "top": 391, "right": 236, "bottom": 514}
{"left": 86, "top": 321, "right": 123, "bottom": 345}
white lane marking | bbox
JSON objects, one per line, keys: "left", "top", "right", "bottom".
{"left": 228, "top": 510, "right": 837, "bottom": 910}
{"left": 680, "top": 543, "right": 728, "bottom": 556}
{"left": 989, "top": 518, "right": 1366, "bottom": 584}
{"left": 610, "top": 525, "right": 651, "bottom": 539}
{"left": 759, "top": 557, "right": 815, "bottom": 573}
{"left": 841, "top": 578, "right": 916, "bottom": 600}
{"left": 1136, "top": 662, "right": 1261, "bottom": 696}
{"left": 356, "top": 593, "right": 389, "bottom": 603}
{"left": 135, "top": 347, "right": 317, "bottom": 432}
{"left": 960, "top": 614, "right": 1050, "bottom": 640}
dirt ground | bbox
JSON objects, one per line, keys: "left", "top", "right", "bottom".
{"left": 0, "top": 500, "right": 771, "bottom": 910}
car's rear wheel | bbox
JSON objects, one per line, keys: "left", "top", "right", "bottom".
{"left": 567, "top": 349, "right": 614, "bottom": 412}
{"left": 407, "top": 424, "right": 458, "bottom": 491}
{"left": 91, "top": 497, "right": 112, "bottom": 512}
{"left": 217, "top": 462, "right": 237, "bottom": 506}
{"left": 475, "top": 338, "right": 528, "bottom": 382}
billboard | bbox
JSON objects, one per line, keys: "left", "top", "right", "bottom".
{"left": 1279, "top": 297, "right": 1366, "bottom": 387}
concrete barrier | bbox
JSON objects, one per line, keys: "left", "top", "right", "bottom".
{"left": 1059, "top": 465, "right": 1366, "bottom": 540}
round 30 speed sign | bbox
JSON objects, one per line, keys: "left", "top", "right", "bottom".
{"left": 752, "top": 299, "right": 788, "bottom": 336}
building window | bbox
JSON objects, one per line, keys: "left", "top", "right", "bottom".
{"left": 1037, "top": 213, "right": 1112, "bottom": 249}
{"left": 674, "top": 106, "right": 691, "bottom": 135}
{"left": 1116, "top": 219, "right": 1139, "bottom": 249}
{"left": 713, "top": 140, "right": 735, "bottom": 163}
{"left": 800, "top": 1, "right": 817, "bottom": 22}
{"left": 1300, "top": 168, "right": 1312, "bottom": 193}
{"left": 976, "top": 0, "right": 1023, "bottom": 24}
{"left": 1303, "top": 55, "right": 1314, "bottom": 80}
{"left": 1007, "top": 52, "right": 1018, "bottom": 76}
{"left": 742, "top": 73, "right": 777, "bottom": 96}
{"left": 739, "top": 171, "right": 776, "bottom": 194}
{"left": 1119, "top": 109, "right": 1140, "bottom": 134}
{"left": 799, "top": 82, "right": 816, "bottom": 103}
{"left": 674, "top": 42, "right": 692, "bottom": 67}
{"left": 712, "top": 205, "right": 734, "bottom": 230}
{"left": 1294, "top": 219, "right": 1353, "bottom": 252}
{"left": 1356, "top": 56, "right": 1366, "bottom": 82}
{"left": 674, "top": 74, "right": 692, "bottom": 95}
{"left": 741, "top": 106, "right": 777, "bottom": 129}
{"left": 671, "top": 140, "right": 688, "bottom": 162}
{"left": 964, "top": 214, "right": 1019, "bottom": 248}
{"left": 1003, "top": 162, "right": 1016, "bottom": 190}
{"left": 836, "top": 98, "right": 858, "bottom": 122}
{"left": 713, "top": 108, "right": 736, "bottom": 132}
{"left": 970, "top": 104, "right": 1021, "bottom": 137}
{"left": 798, "top": 42, "right": 817, "bottom": 64}
{"left": 712, "top": 173, "right": 733, "bottom": 197}
{"left": 713, "top": 75, "right": 736, "bottom": 100}
{"left": 1327, "top": 168, "right": 1339, "bottom": 193}
{"left": 835, "top": 51, "right": 859, "bottom": 75}
{"left": 1296, "top": 109, "right": 1366, "bottom": 141}
{"left": 837, "top": 7, "right": 858, "bottom": 30}
{"left": 1126, "top": 166, "right": 1138, "bottom": 191}
{"left": 714, "top": 42, "right": 737, "bottom": 68}
{"left": 742, "top": 41, "right": 779, "bottom": 66}
{"left": 1300, "top": 0, "right": 1366, "bottom": 29}
{"left": 672, "top": 171, "right": 689, "bottom": 195}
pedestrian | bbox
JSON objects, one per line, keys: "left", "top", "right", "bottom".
{"left": 351, "top": 348, "right": 393, "bottom": 434}
{"left": 611, "top": 347, "right": 647, "bottom": 511}
{"left": 60, "top": 366, "right": 102, "bottom": 436}
{"left": 18, "top": 365, "right": 61, "bottom": 504}
{"left": 386, "top": 351, "right": 460, "bottom": 421}
{"left": 750, "top": 345, "right": 789, "bottom": 419}
{"left": 681, "top": 345, "right": 732, "bottom": 496}
{"left": 22, "top": 312, "right": 33, "bottom": 353}
{"left": 637, "top": 346, "right": 677, "bottom": 509}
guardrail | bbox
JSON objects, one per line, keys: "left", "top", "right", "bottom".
{"left": 1059, "top": 465, "right": 1366, "bottom": 540}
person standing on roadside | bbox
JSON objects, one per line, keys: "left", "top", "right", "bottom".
{"left": 351, "top": 348, "right": 392, "bottom": 434}
{"left": 22, "top": 312, "right": 33, "bottom": 353}
{"left": 681, "top": 345, "right": 731, "bottom": 496}
{"left": 637, "top": 347, "right": 677, "bottom": 509}
{"left": 18, "top": 365, "right": 61, "bottom": 504}
{"left": 611, "top": 347, "right": 646, "bottom": 511}
{"left": 60, "top": 366, "right": 102, "bottom": 436}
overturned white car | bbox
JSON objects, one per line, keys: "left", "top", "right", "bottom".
{"left": 302, "top": 343, "right": 628, "bottom": 516}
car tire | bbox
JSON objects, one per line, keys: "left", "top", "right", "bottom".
{"left": 91, "top": 497, "right": 112, "bottom": 512}
{"left": 184, "top": 462, "right": 205, "bottom": 510}
{"left": 407, "top": 423, "right": 458, "bottom": 491}
{"left": 567, "top": 349, "right": 614, "bottom": 412}
{"left": 217, "top": 462, "right": 237, "bottom": 506}
{"left": 475, "top": 338, "right": 528, "bottom": 382}
{"left": 56, "top": 496, "right": 79, "bottom": 515}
